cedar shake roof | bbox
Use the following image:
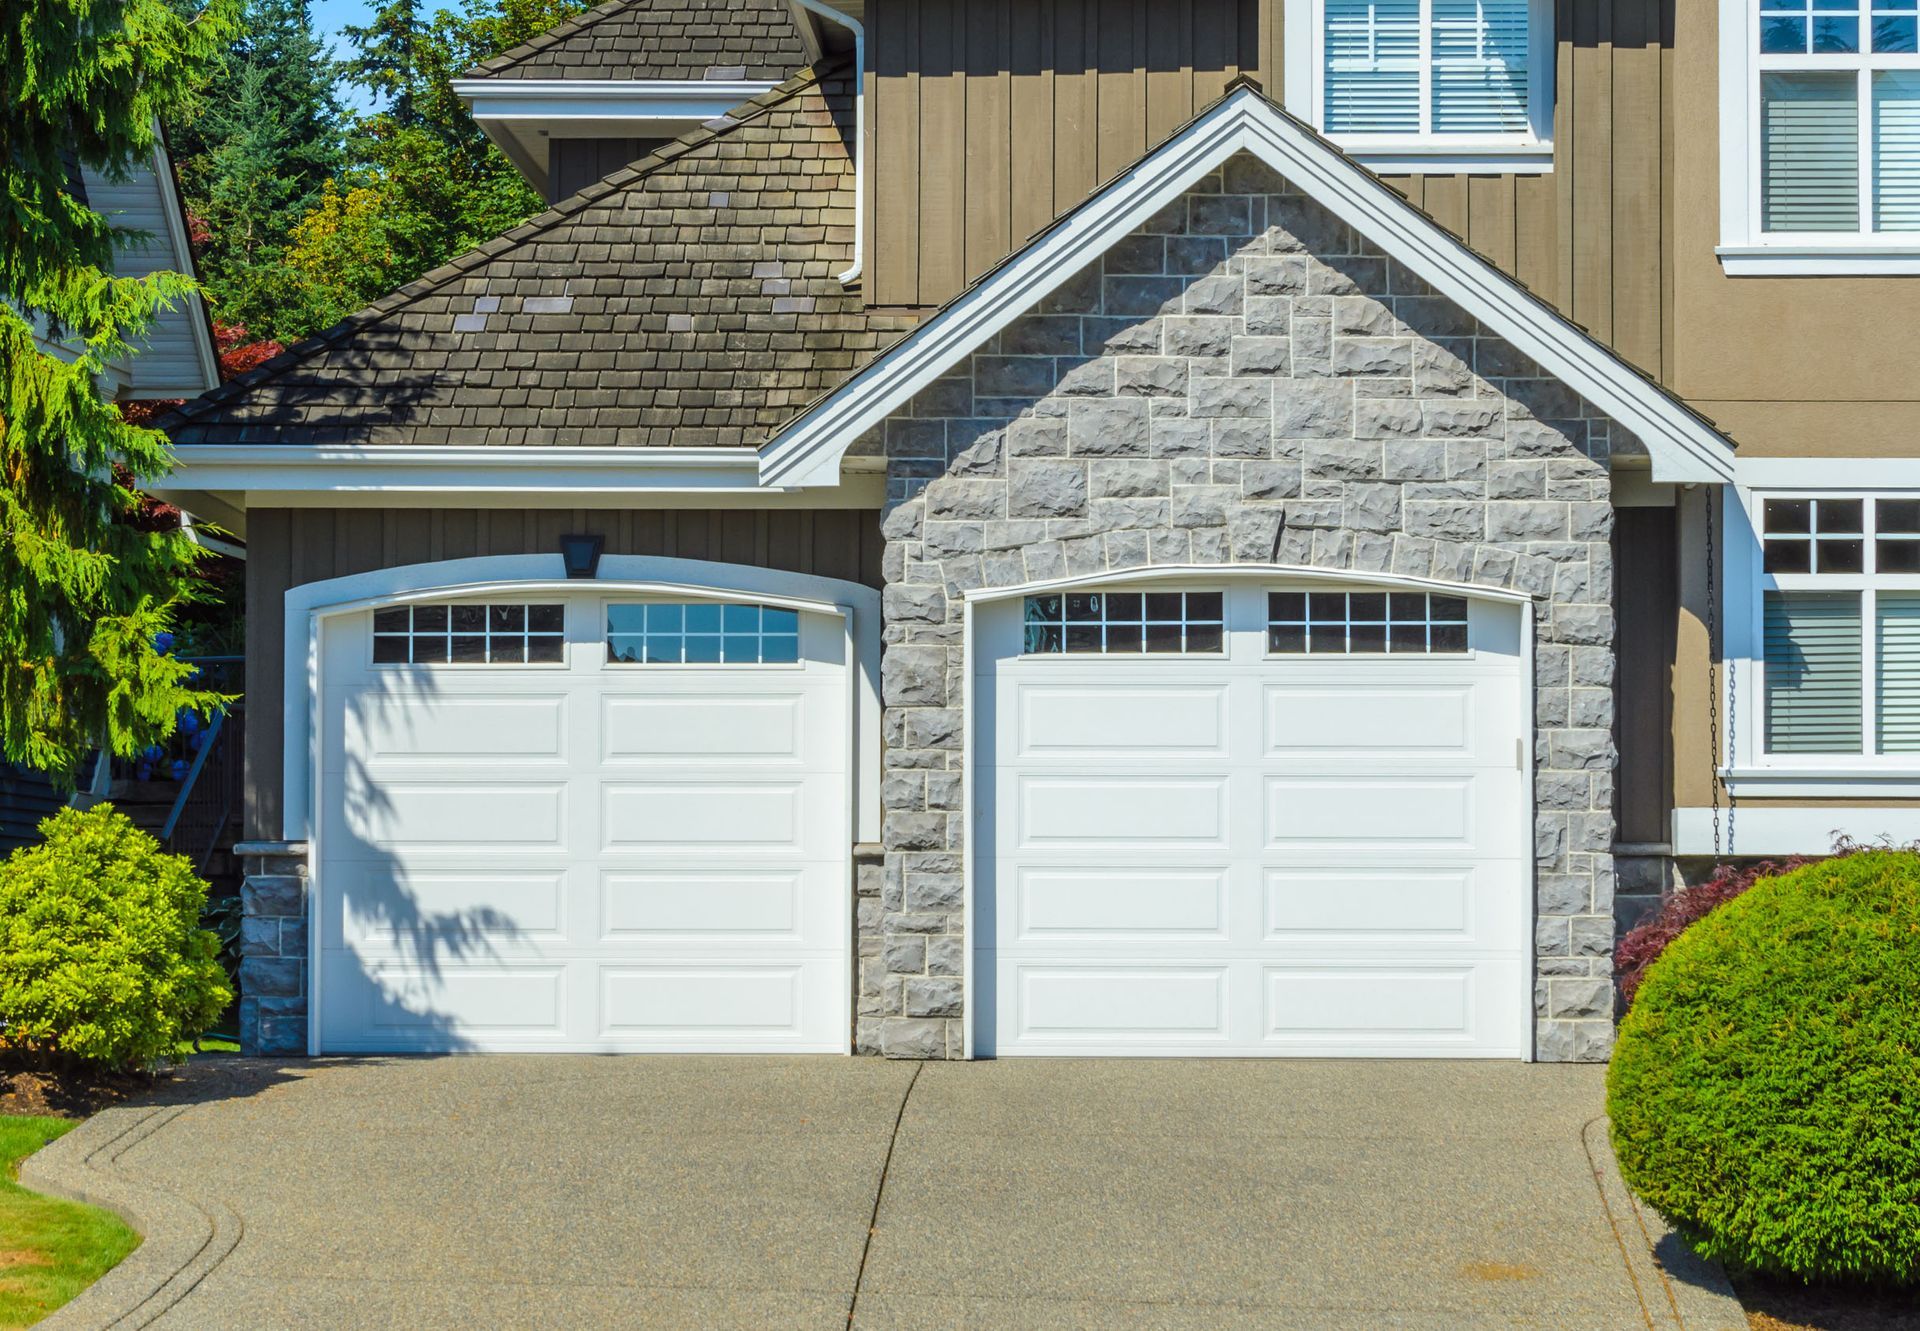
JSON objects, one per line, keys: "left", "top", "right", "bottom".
{"left": 165, "top": 68, "right": 917, "bottom": 450}
{"left": 463, "top": 0, "right": 811, "bottom": 82}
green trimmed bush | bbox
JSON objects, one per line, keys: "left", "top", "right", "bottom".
{"left": 1607, "top": 851, "right": 1920, "bottom": 1283}
{"left": 0, "top": 805, "right": 231, "bottom": 1070}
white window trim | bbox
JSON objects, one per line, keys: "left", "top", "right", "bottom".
{"left": 1717, "top": 0, "right": 1920, "bottom": 274}
{"left": 1725, "top": 477, "right": 1920, "bottom": 798}
{"left": 1284, "top": 0, "right": 1556, "bottom": 174}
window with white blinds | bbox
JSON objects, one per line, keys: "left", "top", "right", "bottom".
{"left": 1318, "top": 0, "right": 1544, "bottom": 143}
{"left": 1751, "top": 2, "right": 1920, "bottom": 239}
{"left": 1758, "top": 495, "right": 1920, "bottom": 759}
{"left": 1764, "top": 592, "right": 1863, "bottom": 752}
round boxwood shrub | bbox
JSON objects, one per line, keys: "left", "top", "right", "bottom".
{"left": 0, "top": 805, "right": 231, "bottom": 1070}
{"left": 1608, "top": 851, "right": 1920, "bottom": 1283}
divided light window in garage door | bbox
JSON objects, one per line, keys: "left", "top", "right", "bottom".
{"left": 1267, "top": 591, "right": 1472, "bottom": 654}
{"left": 371, "top": 603, "right": 565, "bottom": 664}
{"left": 1022, "top": 591, "right": 1225, "bottom": 654}
{"left": 605, "top": 602, "right": 801, "bottom": 665}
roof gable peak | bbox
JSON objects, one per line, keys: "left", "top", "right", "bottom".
{"left": 760, "top": 85, "right": 1735, "bottom": 488}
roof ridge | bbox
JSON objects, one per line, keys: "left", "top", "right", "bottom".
{"left": 462, "top": 0, "right": 639, "bottom": 80}
{"left": 161, "top": 65, "right": 842, "bottom": 432}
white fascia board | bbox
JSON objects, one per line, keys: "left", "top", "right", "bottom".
{"left": 168, "top": 444, "right": 790, "bottom": 495}
{"left": 1673, "top": 805, "right": 1920, "bottom": 857}
{"left": 1736, "top": 457, "right": 1920, "bottom": 488}
{"left": 452, "top": 78, "right": 780, "bottom": 125}
{"left": 757, "top": 89, "right": 1737, "bottom": 489}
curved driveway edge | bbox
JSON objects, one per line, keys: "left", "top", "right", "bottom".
{"left": 19, "top": 1104, "right": 243, "bottom": 1330}
{"left": 1582, "top": 1118, "right": 1748, "bottom": 1331}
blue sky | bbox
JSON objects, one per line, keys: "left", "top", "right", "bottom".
{"left": 311, "top": 0, "right": 459, "bottom": 109}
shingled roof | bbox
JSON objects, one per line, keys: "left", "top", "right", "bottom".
{"left": 165, "top": 68, "right": 917, "bottom": 450}
{"left": 464, "top": 0, "right": 812, "bottom": 82}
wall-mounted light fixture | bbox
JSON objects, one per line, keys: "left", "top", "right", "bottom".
{"left": 559, "top": 533, "right": 604, "bottom": 580}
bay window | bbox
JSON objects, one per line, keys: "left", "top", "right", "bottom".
{"left": 1285, "top": 0, "right": 1554, "bottom": 172}
{"left": 1720, "top": 0, "right": 1920, "bottom": 272}
{"left": 1758, "top": 495, "right": 1920, "bottom": 758}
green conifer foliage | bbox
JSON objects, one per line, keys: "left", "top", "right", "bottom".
{"left": 0, "top": 0, "right": 238, "bottom": 777}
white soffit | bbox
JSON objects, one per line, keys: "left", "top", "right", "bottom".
{"left": 757, "top": 87, "right": 1736, "bottom": 488}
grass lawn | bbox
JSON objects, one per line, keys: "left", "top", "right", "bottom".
{"left": 0, "top": 1116, "right": 138, "bottom": 1329}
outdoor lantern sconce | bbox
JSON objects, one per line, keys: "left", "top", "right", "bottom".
{"left": 559, "top": 533, "right": 604, "bottom": 580}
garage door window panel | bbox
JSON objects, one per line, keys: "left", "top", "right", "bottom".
{"left": 371, "top": 603, "right": 565, "bottom": 665}
{"left": 1267, "top": 590, "right": 1471, "bottom": 654}
{"left": 1022, "top": 590, "right": 1225, "bottom": 655}
{"left": 605, "top": 602, "right": 801, "bottom": 666}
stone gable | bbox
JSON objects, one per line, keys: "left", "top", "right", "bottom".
{"left": 867, "top": 153, "right": 1620, "bottom": 1063}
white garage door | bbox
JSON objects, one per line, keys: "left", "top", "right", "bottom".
{"left": 317, "top": 592, "right": 850, "bottom": 1053}
{"left": 977, "top": 582, "right": 1530, "bottom": 1058}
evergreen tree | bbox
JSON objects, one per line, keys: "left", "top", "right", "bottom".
{"left": 0, "top": 0, "right": 238, "bottom": 777}
{"left": 173, "top": 0, "right": 343, "bottom": 341}
{"left": 341, "top": 0, "right": 424, "bottom": 128}
{"left": 285, "top": 0, "right": 582, "bottom": 331}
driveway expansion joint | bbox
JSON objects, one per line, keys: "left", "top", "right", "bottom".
{"left": 846, "top": 1059, "right": 922, "bottom": 1325}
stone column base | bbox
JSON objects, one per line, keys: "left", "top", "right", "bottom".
{"left": 234, "top": 841, "right": 310, "bottom": 1057}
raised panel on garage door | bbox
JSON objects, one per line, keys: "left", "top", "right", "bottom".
{"left": 976, "top": 582, "right": 1531, "bottom": 1059}
{"left": 316, "top": 592, "right": 851, "bottom": 1054}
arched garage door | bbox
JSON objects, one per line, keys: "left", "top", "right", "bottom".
{"left": 315, "top": 589, "right": 851, "bottom": 1053}
{"left": 975, "top": 579, "right": 1531, "bottom": 1058}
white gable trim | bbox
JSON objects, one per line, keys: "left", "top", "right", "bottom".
{"left": 758, "top": 88, "right": 1735, "bottom": 488}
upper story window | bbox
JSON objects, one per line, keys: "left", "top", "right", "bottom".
{"left": 1719, "top": 0, "right": 1920, "bottom": 272}
{"left": 1757, "top": 495, "right": 1920, "bottom": 757}
{"left": 1287, "top": 0, "right": 1555, "bottom": 174}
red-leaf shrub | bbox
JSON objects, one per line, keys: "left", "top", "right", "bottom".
{"left": 1615, "top": 857, "right": 1813, "bottom": 1009}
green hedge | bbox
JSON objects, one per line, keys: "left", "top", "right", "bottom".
{"left": 1607, "top": 851, "right": 1920, "bottom": 1283}
{"left": 0, "top": 805, "right": 230, "bottom": 1070}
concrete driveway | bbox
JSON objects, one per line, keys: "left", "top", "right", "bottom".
{"left": 25, "top": 1057, "right": 1743, "bottom": 1330}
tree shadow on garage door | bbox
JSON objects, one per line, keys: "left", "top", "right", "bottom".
{"left": 320, "top": 666, "right": 556, "bottom": 1052}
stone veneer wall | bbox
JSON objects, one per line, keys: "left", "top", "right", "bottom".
{"left": 236, "top": 841, "right": 310, "bottom": 1056}
{"left": 865, "top": 153, "right": 1622, "bottom": 1063}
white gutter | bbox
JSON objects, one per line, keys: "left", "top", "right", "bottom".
{"left": 793, "top": 0, "right": 864, "bottom": 287}
{"left": 166, "top": 444, "right": 786, "bottom": 494}
{"left": 451, "top": 78, "right": 780, "bottom": 124}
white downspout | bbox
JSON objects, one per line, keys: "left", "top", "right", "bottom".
{"left": 794, "top": 0, "right": 864, "bottom": 287}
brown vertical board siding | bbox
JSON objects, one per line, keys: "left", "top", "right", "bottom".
{"left": 868, "top": 0, "right": 1263, "bottom": 306}
{"left": 1422, "top": 175, "right": 1467, "bottom": 239}
{"left": 1608, "top": 0, "right": 1661, "bottom": 374}
{"left": 1095, "top": 0, "right": 1144, "bottom": 184}
{"left": 1614, "top": 506, "right": 1678, "bottom": 845}
{"left": 963, "top": 0, "right": 1012, "bottom": 281}
{"left": 1657, "top": 0, "right": 1677, "bottom": 388}
{"left": 1569, "top": 0, "right": 1614, "bottom": 344}
{"left": 1052, "top": 0, "right": 1096, "bottom": 215}
{"left": 243, "top": 512, "right": 292, "bottom": 839}
{"left": 244, "top": 509, "right": 886, "bottom": 841}
{"left": 871, "top": 0, "right": 920, "bottom": 306}
{"left": 1145, "top": 0, "right": 1194, "bottom": 149}
{"left": 1513, "top": 171, "right": 1558, "bottom": 307}
{"left": 862, "top": 2, "right": 1685, "bottom": 379}
{"left": 917, "top": 0, "right": 966, "bottom": 301}
{"left": 1468, "top": 174, "right": 1517, "bottom": 273}
{"left": 1008, "top": 0, "right": 1056, "bottom": 245}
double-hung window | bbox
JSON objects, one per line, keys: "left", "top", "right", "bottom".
{"left": 1756, "top": 495, "right": 1920, "bottom": 759}
{"left": 1720, "top": 0, "right": 1920, "bottom": 271}
{"left": 1287, "top": 0, "right": 1554, "bottom": 172}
